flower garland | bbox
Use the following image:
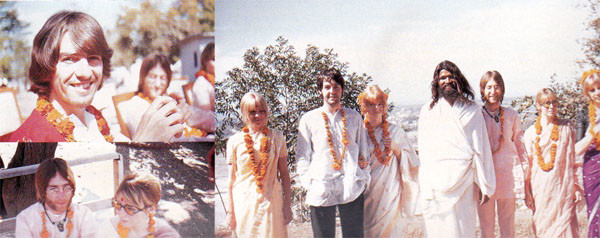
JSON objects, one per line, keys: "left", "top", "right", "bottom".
{"left": 116, "top": 213, "right": 155, "bottom": 238}
{"left": 483, "top": 106, "right": 505, "bottom": 154}
{"left": 40, "top": 208, "right": 73, "bottom": 238}
{"left": 195, "top": 70, "right": 215, "bottom": 86}
{"left": 322, "top": 110, "right": 349, "bottom": 170}
{"left": 534, "top": 115, "right": 559, "bottom": 172}
{"left": 36, "top": 97, "right": 113, "bottom": 142}
{"left": 364, "top": 115, "right": 392, "bottom": 165}
{"left": 243, "top": 126, "right": 270, "bottom": 193}
{"left": 137, "top": 93, "right": 208, "bottom": 138}
{"left": 588, "top": 102, "right": 600, "bottom": 151}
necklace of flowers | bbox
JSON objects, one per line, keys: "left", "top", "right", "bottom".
{"left": 588, "top": 102, "right": 600, "bottom": 151}
{"left": 137, "top": 93, "right": 208, "bottom": 137}
{"left": 364, "top": 115, "right": 392, "bottom": 165}
{"left": 40, "top": 206, "right": 73, "bottom": 238}
{"left": 483, "top": 105, "right": 504, "bottom": 154}
{"left": 116, "top": 213, "right": 156, "bottom": 238}
{"left": 36, "top": 97, "right": 114, "bottom": 142}
{"left": 322, "top": 109, "right": 349, "bottom": 170}
{"left": 534, "top": 115, "right": 559, "bottom": 172}
{"left": 243, "top": 125, "right": 270, "bottom": 193}
{"left": 196, "top": 70, "right": 215, "bottom": 86}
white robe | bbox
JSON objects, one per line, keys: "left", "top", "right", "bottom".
{"left": 417, "top": 99, "right": 496, "bottom": 237}
{"left": 364, "top": 123, "right": 419, "bottom": 238}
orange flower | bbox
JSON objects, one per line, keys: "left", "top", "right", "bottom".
{"left": 196, "top": 70, "right": 215, "bottom": 86}
{"left": 322, "top": 110, "right": 349, "bottom": 170}
{"left": 364, "top": 114, "right": 392, "bottom": 165}
{"left": 35, "top": 97, "right": 113, "bottom": 142}
{"left": 242, "top": 126, "right": 270, "bottom": 193}
{"left": 535, "top": 114, "right": 558, "bottom": 172}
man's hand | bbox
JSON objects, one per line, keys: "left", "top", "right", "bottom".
{"left": 228, "top": 211, "right": 236, "bottom": 230}
{"left": 132, "top": 96, "right": 185, "bottom": 142}
{"left": 283, "top": 202, "right": 293, "bottom": 225}
{"left": 478, "top": 189, "right": 489, "bottom": 205}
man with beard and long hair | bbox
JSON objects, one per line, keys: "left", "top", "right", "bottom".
{"left": 15, "top": 158, "right": 96, "bottom": 237}
{"left": 417, "top": 60, "right": 496, "bottom": 237}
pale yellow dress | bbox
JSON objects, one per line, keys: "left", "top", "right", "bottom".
{"left": 226, "top": 129, "right": 288, "bottom": 238}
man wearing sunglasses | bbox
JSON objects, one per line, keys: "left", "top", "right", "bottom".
{"left": 15, "top": 158, "right": 96, "bottom": 237}
{"left": 417, "top": 60, "right": 496, "bottom": 237}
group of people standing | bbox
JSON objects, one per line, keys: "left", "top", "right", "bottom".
{"left": 226, "top": 60, "right": 600, "bottom": 238}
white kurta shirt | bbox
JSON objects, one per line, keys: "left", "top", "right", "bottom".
{"left": 15, "top": 202, "right": 96, "bottom": 238}
{"left": 296, "top": 106, "right": 370, "bottom": 207}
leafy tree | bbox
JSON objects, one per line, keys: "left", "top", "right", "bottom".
{"left": 217, "top": 37, "right": 374, "bottom": 168}
{"left": 511, "top": 75, "right": 588, "bottom": 137}
{"left": 111, "top": 0, "right": 214, "bottom": 66}
{"left": 579, "top": 0, "right": 600, "bottom": 69}
{"left": 0, "top": 2, "right": 30, "bottom": 84}
{"left": 217, "top": 37, "right": 382, "bottom": 221}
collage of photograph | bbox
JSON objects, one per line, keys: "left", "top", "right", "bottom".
{"left": 2, "top": 0, "right": 600, "bottom": 237}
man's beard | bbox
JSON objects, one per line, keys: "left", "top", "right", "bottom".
{"left": 438, "top": 82, "right": 460, "bottom": 101}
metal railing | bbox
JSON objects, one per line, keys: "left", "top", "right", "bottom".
{"left": 0, "top": 152, "right": 123, "bottom": 234}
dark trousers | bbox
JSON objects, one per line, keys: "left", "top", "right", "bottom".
{"left": 310, "top": 194, "right": 364, "bottom": 238}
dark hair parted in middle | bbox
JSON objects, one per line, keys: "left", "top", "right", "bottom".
{"left": 137, "top": 53, "right": 173, "bottom": 94}
{"left": 479, "top": 70, "right": 505, "bottom": 103}
{"left": 35, "top": 158, "right": 76, "bottom": 203}
{"left": 317, "top": 68, "right": 345, "bottom": 90}
{"left": 429, "top": 60, "right": 474, "bottom": 109}
{"left": 29, "top": 11, "right": 113, "bottom": 97}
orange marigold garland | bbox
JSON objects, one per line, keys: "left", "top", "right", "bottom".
{"left": 41, "top": 212, "right": 50, "bottom": 238}
{"left": 588, "top": 102, "right": 600, "bottom": 150}
{"left": 36, "top": 97, "right": 113, "bottom": 142}
{"left": 243, "top": 126, "right": 270, "bottom": 193}
{"left": 36, "top": 97, "right": 76, "bottom": 142}
{"left": 535, "top": 115, "right": 559, "bottom": 172}
{"left": 195, "top": 70, "right": 215, "bottom": 86}
{"left": 364, "top": 115, "right": 392, "bottom": 165}
{"left": 40, "top": 207, "right": 74, "bottom": 238}
{"left": 322, "top": 110, "right": 349, "bottom": 170}
{"left": 483, "top": 106, "right": 505, "bottom": 154}
{"left": 117, "top": 213, "right": 156, "bottom": 238}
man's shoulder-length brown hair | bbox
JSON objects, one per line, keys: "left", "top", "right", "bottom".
{"left": 29, "top": 11, "right": 113, "bottom": 97}
{"left": 35, "top": 158, "right": 76, "bottom": 203}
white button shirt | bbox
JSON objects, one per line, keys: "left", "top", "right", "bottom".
{"left": 296, "top": 106, "right": 370, "bottom": 206}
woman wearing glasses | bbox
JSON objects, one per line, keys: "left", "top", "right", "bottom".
{"left": 96, "top": 173, "right": 180, "bottom": 238}
{"left": 522, "top": 88, "right": 581, "bottom": 237}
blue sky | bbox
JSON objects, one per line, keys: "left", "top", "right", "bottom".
{"left": 216, "top": 0, "right": 592, "bottom": 105}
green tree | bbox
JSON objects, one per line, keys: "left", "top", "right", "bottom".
{"left": 111, "top": 0, "right": 214, "bottom": 66}
{"left": 579, "top": 0, "right": 600, "bottom": 69}
{"left": 0, "top": 2, "right": 30, "bottom": 84}
{"left": 217, "top": 37, "right": 373, "bottom": 167}
{"left": 217, "top": 37, "right": 378, "bottom": 221}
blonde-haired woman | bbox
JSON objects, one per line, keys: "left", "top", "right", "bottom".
{"left": 523, "top": 88, "right": 581, "bottom": 237}
{"left": 226, "top": 92, "right": 292, "bottom": 237}
{"left": 576, "top": 69, "right": 600, "bottom": 237}
{"left": 358, "top": 85, "right": 419, "bottom": 237}
{"left": 96, "top": 173, "right": 180, "bottom": 237}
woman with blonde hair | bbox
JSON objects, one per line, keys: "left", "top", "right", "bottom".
{"left": 96, "top": 172, "right": 180, "bottom": 237}
{"left": 576, "top": 69, "right": 600, "bottom": 236}
{"left": 477, "top": 71, "right": 528, "bottom": 238}
{"left": 226, "top": 92, "right": 292, "bottom": 237}
{"left": 523, "top": 88, "right": 581, "bottom": 237}
{"left": 358, "top": 85, "right": 419, "bottom": 237}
